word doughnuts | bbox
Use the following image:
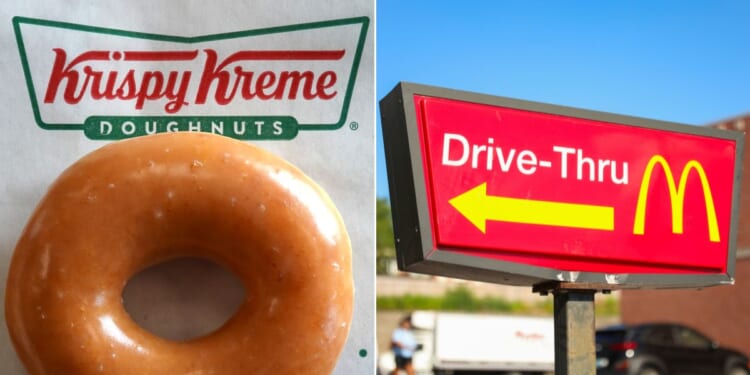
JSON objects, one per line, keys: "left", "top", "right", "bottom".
{"left": 5, "top": 132, "right": 353, "bottom": 374}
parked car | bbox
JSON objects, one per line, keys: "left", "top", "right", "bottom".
{"left": 596, "top": 323, "right": 749, "bottom": 375}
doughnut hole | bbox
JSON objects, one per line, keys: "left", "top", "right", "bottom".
{"left": 122, "top": 257, "right": 246, "bottom": 341}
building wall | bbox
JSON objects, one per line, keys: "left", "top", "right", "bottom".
{"left": 715, "top": 116, "right": 750, "bottom": 248}
{"left": 621, "top": 115, "right": 750, "bottom": 356}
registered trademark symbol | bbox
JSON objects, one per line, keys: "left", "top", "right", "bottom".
{"left": 349, "top": 121, "right": 359, "bottom": 131}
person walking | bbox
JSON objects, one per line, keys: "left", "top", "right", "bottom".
{"left": 389, "top": 315, "right": 417, "bottom": 375}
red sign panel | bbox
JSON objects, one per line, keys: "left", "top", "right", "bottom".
{"left": 415, "top": 95, "right": 738, "bottom": 275}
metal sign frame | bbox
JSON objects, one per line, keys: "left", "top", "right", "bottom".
{"left": 379, "top": 82, "right": 744, "bottom": 289}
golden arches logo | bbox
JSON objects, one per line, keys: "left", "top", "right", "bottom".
{"left": 633, "top": 155, "right": 720, "bottom": 242}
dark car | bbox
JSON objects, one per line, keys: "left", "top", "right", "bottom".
{"left": 596, "top": 323, "right": 749, "bottom": 375}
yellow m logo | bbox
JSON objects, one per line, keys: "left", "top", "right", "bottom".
{"left": 633, "top": 155, "right": 720, "bottom": 242}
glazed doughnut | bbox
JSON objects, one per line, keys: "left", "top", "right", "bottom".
{"left": 5, "top": 132, "right": 353, "bottom": 374}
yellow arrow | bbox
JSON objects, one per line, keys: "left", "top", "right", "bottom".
{"left": 448, "top": 183, "right": 615, "bottom": 233}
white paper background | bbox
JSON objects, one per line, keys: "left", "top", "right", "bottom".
{"left": 0, "top": 1, "right": 374, "bottom": 373}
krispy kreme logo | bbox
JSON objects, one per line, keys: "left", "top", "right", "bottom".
{"left": 13, "top": 16, "right": 369, "bottom": 140}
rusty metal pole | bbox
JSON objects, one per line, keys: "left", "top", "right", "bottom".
{"left": 553, "top": 289, "right": 596, "bottom": 375}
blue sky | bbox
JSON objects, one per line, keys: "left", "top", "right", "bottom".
{"left": 376, "top": 1, "right": 750, "bottom": 198}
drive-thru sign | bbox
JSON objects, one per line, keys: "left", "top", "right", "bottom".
{"left": 380, "top": 82, "right": 743, "bottom": 289}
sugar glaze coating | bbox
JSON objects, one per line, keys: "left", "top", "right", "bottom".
{"left": 5, "top": 132, "right": 353, "bottom": 374}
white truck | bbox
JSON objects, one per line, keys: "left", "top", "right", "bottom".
{"left": 379, "top": 311, "right": 554, "bottom": 375}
